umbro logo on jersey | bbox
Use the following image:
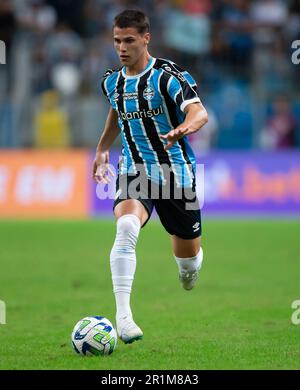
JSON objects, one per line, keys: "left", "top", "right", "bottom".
{"left": 113, "top": 92, "right": 119, "bottom": 101}
{"left": 193, "top": 222, "right": 200, "bottom": 232}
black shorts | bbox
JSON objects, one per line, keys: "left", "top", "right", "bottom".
{"left": 113, "top": 173, "right": 202, "bottom": 240}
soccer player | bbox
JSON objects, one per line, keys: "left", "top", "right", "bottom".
{"left": 93, "top": 9, "right": 208, "bottom": 344}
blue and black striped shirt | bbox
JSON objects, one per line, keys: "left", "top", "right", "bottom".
{"left": 101, "top": 57, "right": 201, "bottom": 187}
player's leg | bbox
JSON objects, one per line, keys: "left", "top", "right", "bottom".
{"left": 154, "top": 190, "right": 203, "bottom": 290}
{"left": 171, "top": 235, "right": 204, "bottom": 291}
{"left": 171, "top": 235, "right": 201, "bottom": 258}
{"left": 110, "top": 199, "right": 149, "bottom": 343}
{"left": 114, "top": 198, "right": 149, "bottom": 222}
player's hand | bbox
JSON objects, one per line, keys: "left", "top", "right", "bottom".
{"left": 159, "top": 127, "right": 188, "bottom": 150}
{"left": 92, "top": 150, "right": 115, "bottom": 184}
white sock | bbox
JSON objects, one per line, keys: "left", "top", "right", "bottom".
{"left": 110, "top": 214, "right": 141, "bottom": 321}
{"left": 174, "top": 247, "right": 203, "bottom": 274}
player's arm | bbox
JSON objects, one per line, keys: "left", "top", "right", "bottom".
{"left": 160, "top": 102, "right": 208, "bottom": 151}
{"left": 93, "top": 107, "right": 119, "bottom": 184}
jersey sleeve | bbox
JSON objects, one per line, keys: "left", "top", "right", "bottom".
{"left": 167, "top": 73, "right": 201, "bottom": 113}
{"left": 101, "top": 70, "right": 113, "bottom": 103}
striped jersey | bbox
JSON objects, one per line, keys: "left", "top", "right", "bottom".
{"left": 101, "top": 57, "right": 201, "bottom": 188}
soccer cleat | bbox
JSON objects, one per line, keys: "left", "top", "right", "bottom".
{"left": 116, "top": 315, "right": 143, "bottom": 344}
{"left": 179, "top": 269, "right": 200, "bottom": 290}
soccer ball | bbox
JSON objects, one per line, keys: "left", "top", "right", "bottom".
{"left": 71, "top": 316, "right": 117, "bottom": 356}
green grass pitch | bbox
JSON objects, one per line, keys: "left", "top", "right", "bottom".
{"left": 0, "top": 219, "right": 299, "bottom": 370}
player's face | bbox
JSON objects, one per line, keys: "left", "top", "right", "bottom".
{"left": 113, "top": 27, "right": 150, "bottom": 68}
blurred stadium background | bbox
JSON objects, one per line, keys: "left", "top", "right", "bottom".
{"left": 1, "top": 0, "right": 300, "bottom": 370}
{"left": 0, "top": 0, "right": 300, "bottom": 218}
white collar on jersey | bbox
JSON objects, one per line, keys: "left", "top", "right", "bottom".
{"left": 121, "top": 56, "right": 156, "bottom": 79}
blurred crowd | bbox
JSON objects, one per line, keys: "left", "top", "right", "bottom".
{"left": 0, "top": 0, "right": 299, "bottom": 151}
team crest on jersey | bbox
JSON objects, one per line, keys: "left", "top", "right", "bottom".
{"left": 113, "top": 91, "right": 119, "bottom": 101}
{"left": 143, "top": 86, "right": 154, "bottom": 101}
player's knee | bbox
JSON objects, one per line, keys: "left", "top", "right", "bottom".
{"left": 115, "top": 214, "right": 141, "bottom": 249}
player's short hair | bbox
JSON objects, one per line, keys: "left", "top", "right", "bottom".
{"left": 113, "top": 9, "right": 150, "bottom": 34}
